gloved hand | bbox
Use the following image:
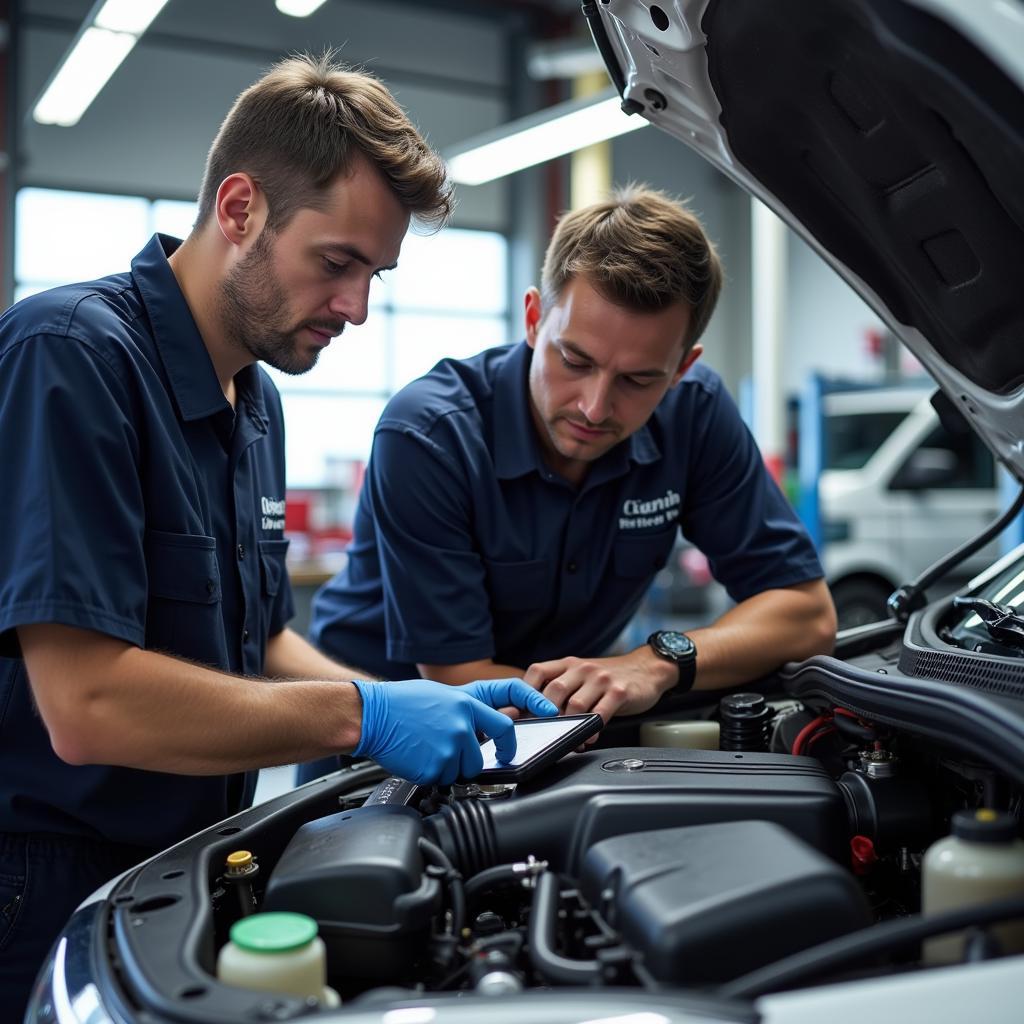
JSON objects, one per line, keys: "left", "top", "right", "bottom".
{"left": 352, "top": 678, "right": 558, "bottom": 785}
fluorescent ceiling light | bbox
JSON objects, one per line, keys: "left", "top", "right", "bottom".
{"left": 94, "top": 0, "right": 170, "bottom": 35}
{"left": 275, "top": 0, "right": 330, "bottom": 16}
{"left": 33, "top": 28, "right": 136, "bottom": 127}
{"left": 446, "top": 89, "right": 649, "bottom": 186}
{"left": 526, "top": 39, "right": 607, "bottom": 80}
{"left": 32, "top": 0, "right": 170, "bottom": 127}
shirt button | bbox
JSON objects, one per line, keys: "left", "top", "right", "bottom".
{"left": 206, "top": 579, "right": 216, "bottom": 595}
{"left": 237, "top": 544, "right": 245, "bottom": 561}
{"left": 566, "top": 561, "right": 578, "bottom": 574}
{"left": 242, "top": 629, "right": 250, "bottom": 643}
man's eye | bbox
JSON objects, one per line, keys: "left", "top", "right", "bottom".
{"left": 624, "top": 376, "right": 655, "bottom": 389}
{"left": 560, "top": 355, "right": 588, "bottom": 371}
{"left": 322, "top": 257, "right": 345, "bottom": 275}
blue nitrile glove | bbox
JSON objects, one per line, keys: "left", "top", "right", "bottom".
{"left": 352, "top": 678, "right": 558, "bottom": 785}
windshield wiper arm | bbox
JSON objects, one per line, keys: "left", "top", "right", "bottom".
{"left": 952, "top": 596, "right": 1024, "bottom": 650}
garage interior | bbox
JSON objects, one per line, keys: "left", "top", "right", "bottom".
{"left": 3, "top": 2, "right": 1024, "bottom": 1020}
{"left": 3, "top": 0, "right": 1017, "bottom": 787}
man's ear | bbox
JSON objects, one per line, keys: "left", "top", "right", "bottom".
{"left": 671, "top": 343, "right": 703, "bottom": 386}
{"left": 524, "top": 287, "right": 543, "bottom": 349}
{"left": 214, "top": 173, "right": 266, "bottom": 248}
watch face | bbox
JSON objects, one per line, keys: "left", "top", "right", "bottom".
{"left": 658, "top": 631, "right": 695, "bottom": 658}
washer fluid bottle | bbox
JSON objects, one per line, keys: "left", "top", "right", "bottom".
{"left": 922, "top": 808, "right": 1024, "bottom": 965}
{"left": 216, "top": 911, "right": 340, "bottom": 1006}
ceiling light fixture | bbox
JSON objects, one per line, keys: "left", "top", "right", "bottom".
{"left": 526, "top": 39, "right": 607, "bottom": 80}
{"left": 275, "top": 0, "right": 330, "bottom": 16}
{"left": 445, "top": 89, "right": 649, "bottom": 187}
{"left": 32, "top": 0, "right": 171, "bottom": 127}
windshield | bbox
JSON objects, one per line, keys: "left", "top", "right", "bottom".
{"left": 824, "top": 411, "right": 907, "bottom": 470}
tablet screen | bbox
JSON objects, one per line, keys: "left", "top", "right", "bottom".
{"left": 480, "top": 717, "right": 589, "bottom": 770}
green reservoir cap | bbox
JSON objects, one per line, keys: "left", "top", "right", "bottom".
{"left": 229, "top": 912, "right": 318, "bottom": 953}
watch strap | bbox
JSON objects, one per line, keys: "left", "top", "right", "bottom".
{"left": 647, "top": 630, "right": 697, "bottom": 694}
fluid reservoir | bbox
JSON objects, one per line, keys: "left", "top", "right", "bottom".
{"left": 216, "top": 911, "right": 340, "bottom": 1006}
{"left": 639, "top": 720, "right": 720, "bottom": 750}
{"left": 922, "top": 808, "right": 1024, "bottom": 965}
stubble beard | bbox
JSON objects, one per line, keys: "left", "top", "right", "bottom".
{"left": 219, "top": 228, "right": 321, "bottom": 376}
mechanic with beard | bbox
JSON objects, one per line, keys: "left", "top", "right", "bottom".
{"left": 0, "top": 55, "right": 556, "bottom": 1015}
{"left": 301, "top": 186, "right": 836, "bottom": 782}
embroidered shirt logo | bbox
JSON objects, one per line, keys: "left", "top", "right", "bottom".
{"left": 619, "top": 488, "right": 680, "bottom": 530}
{"left": 261, "top": 496, "right": 286, "bottom": 532}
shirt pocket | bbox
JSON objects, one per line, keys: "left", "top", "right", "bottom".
{"left": 259, "top": 539, "right": 290, "bottom": 598}
{"left": 0, "top": 862, "right": 26, "bottom": 953}
{"left": 483, "top": 557, "right": 549, "bottom": 611}
{"left": 613, "top": 528, "right": 678, "bottom": 579}
{"left": 144, "top": 530, "right": 223, "bottom": 659}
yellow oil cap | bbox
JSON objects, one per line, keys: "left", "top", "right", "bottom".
{"left": 226, "top": 850, "right": 254, "bottom": 874}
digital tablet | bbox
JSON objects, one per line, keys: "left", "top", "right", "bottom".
{"left": 469, "top": 713, "right": 603, "bottom": 784}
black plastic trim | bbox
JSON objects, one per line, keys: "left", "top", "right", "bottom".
{"left": 106, "top": 762, "right": 388, "bottom": 1024}
{"left": 781, "top": 655, "right": 1024, "bottom": 784}
{"left": 582, "top": 0, "right": 628, "bottom": 97}
{"left": 902, "top": 599, "right": 1024, "bottom": 696}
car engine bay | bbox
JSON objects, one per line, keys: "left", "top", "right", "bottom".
{"left": 78, "top": 600, "right": 1024, "bottom": 1023}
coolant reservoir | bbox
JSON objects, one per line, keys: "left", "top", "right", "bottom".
{"left": 216, "top": 911, "right": 340, "bottom": 1006}
{"left": 922, "top": 808, "right": 1024, "bottom": 964}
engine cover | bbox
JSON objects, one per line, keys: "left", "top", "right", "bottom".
{"left": 429, "top": 747, "right": 849, "bottom": 874}
{"left": 580, "top": 820, "right": 871, "bottom": 983}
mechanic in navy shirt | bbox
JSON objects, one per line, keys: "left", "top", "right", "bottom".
{"left": 0, "top": 56, "right": 555, "bottom": 1017}
{"left": 308, "top": 187, "right": 836, "bottom": 774}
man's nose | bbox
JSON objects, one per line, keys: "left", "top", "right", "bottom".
{"left": 329, "top": 282, "right": 369, "bottom": 327}
{"left": 579, "top": 375, "right": 613, "bottom": 424}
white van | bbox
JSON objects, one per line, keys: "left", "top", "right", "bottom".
{"left": 819, "top": 387, "right": 1001, "bottom": 628}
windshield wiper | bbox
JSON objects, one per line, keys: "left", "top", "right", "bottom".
{"left": 952, "top": 597, "right": 1024, "bottom": 650}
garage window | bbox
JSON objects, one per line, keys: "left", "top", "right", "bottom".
{"left": 13, "top": 187, "right": 510, "bottom": 485}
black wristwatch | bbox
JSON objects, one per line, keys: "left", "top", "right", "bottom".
{"left": 647, "top": 630, "right": 697, "bottom": 693}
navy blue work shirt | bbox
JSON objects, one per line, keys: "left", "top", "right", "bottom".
{"left": 0, "top": 234, "right": 294, "bottom": 850}
{"left": 311, "top": 342, "right": 822, "bottom": 679}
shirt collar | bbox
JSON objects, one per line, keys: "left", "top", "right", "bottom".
{"left": 492, "top": 341, "right": 662, "bottom": 484}
{"left": 131, "top": 234, "right": 267, "bottom": 427}
{"left": 493, "top": 342, "right": 543, "bottom": 480}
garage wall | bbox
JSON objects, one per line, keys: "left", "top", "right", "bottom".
{"left": 784, "top": 231, "right": 886, "bottom": 394}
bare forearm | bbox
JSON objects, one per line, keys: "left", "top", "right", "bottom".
{"left": 523, "top": 581, "right": 834, "bottom": 721}
{"left": 417, "top": 658, "right": 525, "bottom": 686}
{"left": 20, "top": 625, "right": 363, "bottom": 774}
{"left": 265, "top": 626, "right": 375, "bottom": 682}
{"left": 689, "top": 579, "right": 836, "bottom": 690}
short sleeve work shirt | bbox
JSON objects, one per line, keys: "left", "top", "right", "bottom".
{"left": 311, "top": 342, "right": 822, "bottom": 679}
{"left": 0, "top": 234, "right": 294, "bottom": 849}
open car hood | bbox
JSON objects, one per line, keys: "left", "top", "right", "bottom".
{"left": 585, "top": 0, "right": 1024, "bottom": 481}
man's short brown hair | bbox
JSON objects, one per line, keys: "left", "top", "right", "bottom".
{"left": 196, "top": 53, "right": 452, "bottom": 232}
{"left": 541, "top": 185, "right": 723, "bottom": 350}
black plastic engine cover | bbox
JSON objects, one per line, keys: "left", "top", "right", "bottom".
{"left": 262, "top": 804, "right": 440, "bottom": 982}
{"left": 580, "top": 820, "right": 871, "bottom": 984}
{"left": 431, "top": 748, "right": 848, "bottom": 874}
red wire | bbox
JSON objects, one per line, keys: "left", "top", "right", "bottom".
{"left": 791, "top": 714, "right": 832, "bottom": 755}
{"left": 806, "top": 725, "right": 837, "bottom": 750}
